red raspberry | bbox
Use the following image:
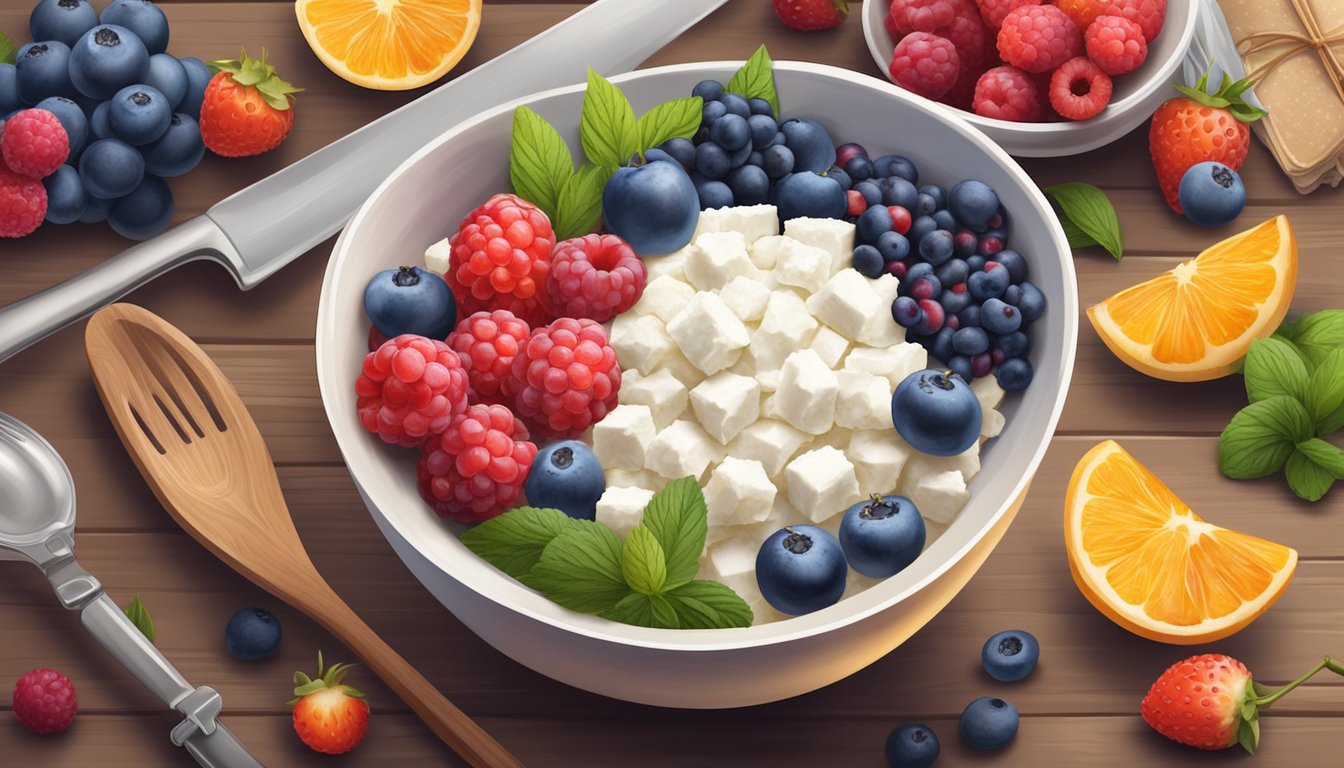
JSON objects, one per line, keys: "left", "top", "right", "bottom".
{"left": 884, "top": 6, "right": 902, "bottom": 38}
{"left": 941, "top": 2, "right": 993, "bottom": 71}
{"left": 355, "top": 334, "right": 470, "bottom": 447}
{"left": 417, "top": 403, "right": 537, "bottom": 522}
{"left": 1055, "top": 0, "right": 1111, "bottom": 30}
{"left": 997, "top": 4, "right": 1082, "bottom": 74}
{"left": 1085, "top": 14, "right": 1147, "bottom": 75}
{"left": 447, "top": 194, "right": 556, "bottom": 327}
{"left": 973, "top": 66, "right": 1042, "bottom": 121}
{"left": 1, "top": 109, "right": 69, "bottom": 179}
{"left": 888, "top": 0, "right": 959, "bottom": 35}
{"left": 975, "top": 0, "right": 1040, "bottom": 31}
{"left": 505, "top": 317, "right": 620, "bottom": 439}
{"left": 0, "top": 167, "right": 48, "bottom": 239}
{"left": 1049, "top": 56, "right": 1113, "bottom": 120}
{"left": 1104, "top": 0, "right": 1165, "bottom": 43}
{"left": 547, "top": 234, "right": 647, "bottom": 323}
{"left": 889, "top": 32, "right": 961, "bottom": 100}
{"left": 12, "top": 668, "right": 77, "bottom": 734}
{"left": 448, "top": 309, "right": 531, "bottom": 406}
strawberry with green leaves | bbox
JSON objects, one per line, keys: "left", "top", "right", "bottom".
{"left": 1141, "top": 653, "right": 1343, "bottom": 753}
{"left": 200, "top": 49, "right": 301, "bottom": 158}
{"left": 772, "top": 0, "right": 849, "bottom": 31}
{"left": 290, "top": 652, "right": 370, "bottom": 755}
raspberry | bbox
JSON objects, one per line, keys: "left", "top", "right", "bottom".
{"left": 976, "top": 0, "right": 1040, "bottom": 31}
{"left": 1, "top": 109, "right": 69, "bottom": 179}
{"left": 1049, "top": 56, "right": 1113, "bottom": 120}
{"left": 888, "top": 0, "right": 960, "bottom": 35}
{"left": 547, "top": 234, "right": 647, "bottom": 323}
{"left": 1104, "top": 0, "right": 1165, "bottom": 43}
{"left": 884, "top": 6, "right": 902, "bottom": 39}
{"left": 417, "top": 403, "right": 537, "bottom": 522}
{"left": 12, "top": 668, "right": 77, "bottom": 735}
{"left": 973, "top": 66, "right": 1041, "bottom": 121}
{"left": 941, "top": 2, "right": 993, "bottom": 71}
{"left": 889, "top": 32, "right": 961, "bottom": 101}
{"left": 0, "top": 168, "right": 48, "bottom": 238}
{"left": 1085, "top": 14, "right": 1147, "bottom": 75}
{"left": 447, "top": 193, "right": 556, "bottom": 328}
{"left": 447, "top": 310, "right": 531, "bottom": 406}
{"left": 1055, "top": 0, "right": 1112, "bottom": 30}
{"left": 997, "top": 5, "right": 1082, "bottom": 74}
{"left": 504, "top": 317, "right": 620, "bottom": 439}
{"left": 355, "top": 334, "right": 470, "bottom": 447}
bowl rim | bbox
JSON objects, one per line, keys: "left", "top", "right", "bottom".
{"left": 316, "top": 59, "right": 1079, "bottom": 652}
{"left": 860, "top": 0, "right": 1201, "bottom": 135}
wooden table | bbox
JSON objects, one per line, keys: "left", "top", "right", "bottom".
{"left": 2, "top": 2, "right": 1341, "bottom": 765}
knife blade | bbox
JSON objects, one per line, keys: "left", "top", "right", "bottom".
{"left": 0, "top": 0, "right": 729, "bottom": 363}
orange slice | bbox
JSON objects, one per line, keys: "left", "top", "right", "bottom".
{"left": 1087, "top": 215, "right": 1297, "bottom": 382}
{"left": 295, "top": 0, "right": 482, "bottom": 91}
{"left": 1065, "top": 440, "right": 1297, "bottom": 644}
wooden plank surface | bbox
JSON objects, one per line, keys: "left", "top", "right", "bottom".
{"left": 1, "top": 1, "right": 1342, "bottom": 766}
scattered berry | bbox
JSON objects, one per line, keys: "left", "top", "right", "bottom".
{"left": 225, "top": 607, "right": 283, "bottom": 661}
{"left": 1085, "top": 14, "right": 1147, "bottom": 75}
{"left": 523, "top": 440, "right": 605, "bottom": 521}
{"left": 1178, "top": 161, "right": 1245, "bottom": 227}
{"left": 889, "top": 32, "right": 961, "bottom": 100}
{"left": 0, "top": 168, "right": 49, "bottom": 238}
{"left": 1149, "top": 71, "right": 1260, "bottom": 213}
{"left": 997, "top": 4, "right": 1081, "bottom": 74}
{"left": 199, "top": 49, "right": 300, "bottom": 158}
{"left": 364, "top": 265, "right": 457, "bottom": 340}
{"left": 1049, "top": 56, "right": 1112, "bottom": 120}
{"left": 447, "top": 309, "right": 531, "bottom": 406}
{"left": 1104, "top": 0, "right": 1166, "bottom": 43}
{"left": 11, "top": 668, "right": 77, "bottom": 735}
{"left": 973, "top": 65, "right": 1040, "bottom": 121}
{"left": 290, "top": 653, "right": 369, "bottom": 755}
{"left": 960, "top": 696, "right": 1019, "bottom": 749}
{"left": 885, "top": 722, "right": 940, "bottom": 768}
{"left": 756, "top": 525, "right": 848, "bottom": 615}
{"left": 447, "top": 193, "right": 556, "bottom": 327}
{"left": 981, "top": 629, "right": 1039, "bottom": 681}
{"left": 355, "top": 334, "right": 470, "bottom": 447}
{"left": 417, "top": 403, "right": 537, "bottom": 521}
{"left": 771, "top": 0, "right": 849, "bottom": 31}
{"left": 2, "top": 108, "right": 70, "bottom": 178}
{"left": 505, "top": 317, "right": 620, "bottom": 439}
{"left": 547, "top": 234, "right": 647, "bottom": 323}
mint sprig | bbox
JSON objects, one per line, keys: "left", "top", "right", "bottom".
{"left": 124, "top": 594, "right": 156, "bottom": 644}
{"left": 461, "top": 478, "right": 753, "bottom": 629}
{"left": 726, "top": 44, "right": 779, "bottom": 118}
{"left": 1043, "top": 182, "right": 1124, "bottom": 260}
{"left": 1, "top": 31, "right": 16, "bottom": 66}
{"left": 580, "top": 68, "right": 639, "bottom": 170}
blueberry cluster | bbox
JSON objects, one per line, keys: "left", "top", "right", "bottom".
{"left": 2, "top": 0, "right": 207, "bottom": 239}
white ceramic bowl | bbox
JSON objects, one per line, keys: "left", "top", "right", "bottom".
{"left": 862, "top": 0, "right": 1199, "bottom": 156}
{"left": 316, "top": 61, "right": 1078, "bottom": 708}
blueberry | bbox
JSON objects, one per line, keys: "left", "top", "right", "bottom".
{"left": 760, "top": 144, "right": 794, "bottom": 179}
{"left": 90, "top": 101, "right": 113, "bottom": 139}
{"left": 79, "top": 138, "right": 142, "bottom": 198}
{"left": 701, "top": 99, "right": 727, "bottom": 125}
{"left": 952, "top": 326, "right": 990, "bottom": 356}
{"left": 873, "top": 154, "right": 918, "bottom": 183}
{"left": 932, "top": 209, "right": 956, "bottom": 231}
{"left": 904, "top": 262, "right": 934, "bottom": 283}
{"left": 748, "top": 97, "right": 773, "bottom": 116}
{"left": 727, "top": 138, "right": 753, "bottom": 168}
{"left": 30, "top": 0, "right": 99, "bottom": 48}
{"left": 921, "top": 325, "right": 951, "bottom": 363}
{"left": 824, "top": 165, "right": 851, "bottom": 191}
{"left": 0, "top": 65, "right": 19, "bottom": 115}
{"left": 144, "top": 54, "right": 187, "bottom": 111}
{"left": 756, "top": 525, "right": 847, "bottom": 615}
{"left": 775, "top": 171, "right": 846, "bottom": 222}
{"left": 891, "top": 369, "right": 982, "bottom": 456}
{"left": 914, "top": 192, "right": 937, "bottom": 216}
{"left": 845, "top": 155, "right": 873, "bottom": 182}
{"left": 960, "top": 696, "right": 1019, "bottom": 750}
{"left": 107, "top": 173, "right": 172, "bottom": 240}
{"left": 948, "top": 179, "right": 999, "bottom": 232}
{"left": 1179, "top": 161, "right": 1246, "bottom": 227}
{"left": 363, "top": 265, "right": 457, "bottom": 339}
{"left": 992, "top": 330, "right": 1030, "bottom": 359}
{"left": 78, "top": 193, "right": 114, "bottom": 223}
{"left": 99, "top": 0, "right": 169, "bottom": 55}
{"left": 977, "top": 229, "right": 1007, "bottom": 257}
{"left": 637, "top": 147, "right": 675, "bottom": 166}
{"left": 907, "top": 214, "right": 937, "bottom": 245}
{"left": 877, "top": 176, "right": 918, "bottom": 209}
{"left": 720, "top": 92, "right": 750, "bottom": 118}
{"left": 919, "top": 184, "right": 946, "bottom": 209}
{"left": 934, "top": 257, "right": 968, "bottom": 287}
{"left": 693, "top": 125, "right": 710, "bottom": 144}
{"left": 835, "top": 142, "right": 867, "bottom": 167}
{"left": 957, "top": 303, "right": 981, "bottom": 329}
{"left": 523, "top": 440, "right": 605, "bottom": 521}
{"left": 839, "top": 494, "right": 926, "bottom": 578}
{"left": 947, "top": 355, "right": 973, "bottom": 382}
{"left": 953, "top": 229, "right": 977, "bottom": 257}
{"left": 691, "top": 79, "right": 724, "bottom": 101}
{"left": 225, "top": 607, "right": 283, "bottom": 661}
{"left": 980, "top": 297, "right": 1022, "bottom": 335}
{"left": 34, "top": 97, "right": 89, "bottom": 156}
{"left": 1003, "top": 284, "right": 1023, "bottom": 306}
{"left": 996, "top": 356, "right": 1033, "bottom": 390}
{"left": 901, "top": 273, "right": 941, "bottom": 301}
{"left": 891, "top": 296, "right": 921, "bottom": 327}
{"left": 694, "top": 141, "right": 730, "bottom": 179}
{"left": 748, "top": 150, "right": 763, "bottom": 168}
{"left": 857, "top": 204, "right": 893, "bottom": 244}
{"left": 779, "top": 117, "right": 836, "bottom": 173}
{"left": 746, "top": 113, "right": 778, "bottom": 149}
{"left": 108, "top": 84, "right": 170, "bottom": 145}
{"left": 176, "top": 57, "right": 211, "bottom": 120}
{"left": 982, "top": 629, "right": 1039, "bottom": 682}
{"left": 69, "top": 25, "right": 150, "bottom": 100}
{"left": 696, "top": 179, "right": 734, "bottom": 209}
{"left": 659, "top": 137, "right": 696, "bottom": 170}
{"left": 938, "top": 288, "right": 970, "bottom": 315}
{"left": 709, "top": 113, "right": 749, "bottom": 151}
{"left": 142, "top": 113, "right": 204, "bottom": 177}
{"left": 16, "top": 41, "right": 75, "bottom": 103}
{"left": 726, "top": 163, "right": 769, "bottom": 205}
{"left": 42, "top": 164, "right": 88, "bottom": 224}
{"left": 919, "top": 230, "right": 954, "bottom": 266}
{"left": 854, "top": 180, "right": 881, "bottom": 208}
{"left": 885, "top": 723, "right": 940, "bottom": 768}
{"left": 853, "top": 244, "right": 885, "bottom": 279}
{"left": 1016, "top": 281, "right": 1045, "bottom": 322}
{"left": 766, "top": 130, "right": 786, "bottom": 148}
{"left": 965, "top": 254, "right": 985, "bottom": 273}
{"left": 967, "top": 264, "right": 1010, "bottom": 301}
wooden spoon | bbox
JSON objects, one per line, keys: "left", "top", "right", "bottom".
{"left": 85, "top": 303, "right": 523, "bottom": 768}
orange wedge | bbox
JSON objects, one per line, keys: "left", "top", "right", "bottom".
{"left": 1065, "top": 440, "right": 1297, "bottom": 644}
{"left": 1087, "top": 215, "right": 1297, "bottom": 382}
{"left": 295, "top": 0, "right": 482, "bottom": 91}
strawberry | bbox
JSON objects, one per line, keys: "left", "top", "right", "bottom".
{"left": 1148, "top": 67, "right": 1265, "bottom": 214}
{"left": 290, "top": 652, "right": 370, "bottom": 755}
{"left": 200, "top": 49, "right": 301, "bottom": 158}
{"left": 772, "top": 0, "right": 849, "bottom": 31}
{"left": 1141, "top": 653, "right": 1343, "bottom": 753}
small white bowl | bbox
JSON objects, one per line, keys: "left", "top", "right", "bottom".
{"left": 316, "top": 61, "right": 1078, "bottom": 708}
{"left": 862, "top": 0, "right": 1200, "bottom": 156}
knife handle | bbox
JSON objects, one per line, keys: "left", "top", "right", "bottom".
{"left": 0, "top": 215, "right": 241, "bottom": 364}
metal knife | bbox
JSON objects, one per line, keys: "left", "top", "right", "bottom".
{"left": 0, "top": 0, "right": 729, "bottom": 363}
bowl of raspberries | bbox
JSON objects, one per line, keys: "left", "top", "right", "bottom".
{"left": 864, "top": 0, "right": 1199, "bottom": 156}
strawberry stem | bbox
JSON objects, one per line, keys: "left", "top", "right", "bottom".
{"left": 1252, "top": 656, "right": 1344, "bottom": 708}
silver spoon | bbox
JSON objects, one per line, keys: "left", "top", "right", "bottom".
{"left": 0, "top": 412, "right": 262, "bottom": 767}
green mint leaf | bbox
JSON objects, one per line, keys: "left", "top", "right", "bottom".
{"left": 460, "top": 506, "right": 584, "bottom": 579}
{"left": 1288, "top": 310, "right": 1344, "bottom": 368}
{"left": 1285, "top": 449, "right": 1336, "bottom": 501}
{"left": 1060, "top": 216, "right": 1100, "bottom": 250}
{"left": 636, "top": 97, "right": 703, "bottom": 152}
{"left": 124, "top": 594, "right": 156, "bottom": 644}
{"left": 1243, "top": 337, "right": 1309, "bottom": 403}
{"left": 639, "top": 476, "right": 708, "bottom": 590}
{"left": 725, "top": 44, "right": 779, "bottom": 118}
{"left": 1218, "top": 396, "right": 1311, "bottom": 479}
{"left": 621, "top": 525, "right": 668, "bottom": 596}
{"left": 1043, "top": 183, "right": 1123, "bottom": 260}
{"left": 0, "top": 31, "right": 16, "bottom": 66}
{"left": 553, "top": 162, "right": 607, "bottom": 240}
{"left": 1276, "top": 314, "right": 1306, "bottom": 341}
{"left": 599, "top": 592, "right": 680, "bottom": 629}
{"left": 664, "top": 580, "right": 754, "bottom": 629}
{"left": 509, "top": 106, "right": 574, "bottom": 217}
{"left": 1307, "top": 347, "right": 1344, "bottom": 432}
{"left": 522, "top": 523, "right": 630, "bottom": 613}
{"left": 1268, "top": 332, "right": 1310, "bottom": 368}
{"left": 1295, "top": 437, "right": 1344, "bottom": 477}
{"left": 580, "top": 68, "right": 638, "bottom": 170}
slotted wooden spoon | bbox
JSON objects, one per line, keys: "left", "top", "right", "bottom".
{"left": 85, "top": 303, "right": 523, "bottom": 768}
